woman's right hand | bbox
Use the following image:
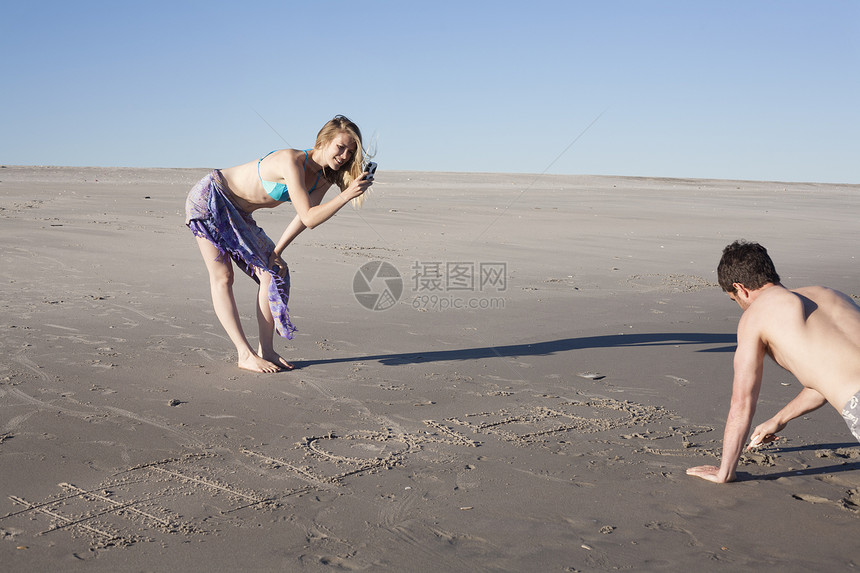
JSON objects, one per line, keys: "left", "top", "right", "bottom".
{"left": 343, "top": 172, "right": 373, "bottom": 202}
{"left": 268, "top": 251, "right": 288, "bottom": 279}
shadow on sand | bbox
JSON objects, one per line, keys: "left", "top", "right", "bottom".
{"left": 744, "top": 461, "right": 860, "bottom": 482}
{"left": 737, "top": 442, "right": 860, "bottom": 481}
{"left": 293, "top": 332, "right": 736, "bottom": 368}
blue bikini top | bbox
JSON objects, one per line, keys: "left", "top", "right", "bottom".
{"left": 258, "top": 149, "right": 322, "bottom": 202}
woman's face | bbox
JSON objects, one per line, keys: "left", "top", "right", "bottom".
{"left": 324, "top": 132, "right": 357, "bottom": 171}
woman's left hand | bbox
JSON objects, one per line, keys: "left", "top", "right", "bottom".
{"left": 269, "top": 252, "right": 288, "bottom": 278}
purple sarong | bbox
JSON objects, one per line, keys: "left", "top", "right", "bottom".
{"left": 185, "top": 170, "right": 296, "bottom": 339}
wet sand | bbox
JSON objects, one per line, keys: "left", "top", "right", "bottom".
{"left": 1, "top": 165, "right": 858, "bottom": 571}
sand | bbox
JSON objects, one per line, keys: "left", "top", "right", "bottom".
{"left": 0, "top": 165, "right": 858, "bottom": 571}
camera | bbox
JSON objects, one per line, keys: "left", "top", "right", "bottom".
{"left": 364, "top": 161, "right": 377, "bottom": 181}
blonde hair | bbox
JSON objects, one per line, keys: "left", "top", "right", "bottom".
{"left": 314, "top": 115, "right": 372, "bottom": 207}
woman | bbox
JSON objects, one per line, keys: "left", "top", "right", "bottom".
{"left": 185, "top": 115, "right": 373, "bottom": 373}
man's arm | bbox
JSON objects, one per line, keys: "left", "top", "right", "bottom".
{"left": 687, "top": 314, "right": 765, "bottom": 483}
{"left": 748, "top": 387, "right": 827, "bottom": 448}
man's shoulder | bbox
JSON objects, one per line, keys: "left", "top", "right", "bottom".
{"left": 740, "top": 286, "right": 795, "bottom": 328}
{"left": 791, "top": 285, "right": 831, "bottom": 297}
{"left": 749, "top": 284, "right": 794, "bottom": 309}
{"left": 794, "top": 286, "right": 860, "bottom": 314}
{"left": 743, "top": 285, "right": 846, "bottom": 332}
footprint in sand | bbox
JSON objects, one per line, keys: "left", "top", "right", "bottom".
{"left": 577, "top": 372, "right": 605, "bottom": 381}
{"left": 644, "top": 521, "right": 701, "bottom": 547}
{"left": 790, "top": 492, "right": 858, "bottom": 514}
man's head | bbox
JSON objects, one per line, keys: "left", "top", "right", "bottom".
{"left": 718, "top": 241, "right": 781, "bottom": 307}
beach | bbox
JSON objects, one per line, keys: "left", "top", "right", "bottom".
{"left": 1, "top": 165, "right": 858, "bottom": 571}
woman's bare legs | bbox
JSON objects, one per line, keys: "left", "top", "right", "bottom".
{"left": 255, "top": 270, "right": 295, "bottom": 370}
{"left": 196, "top": 236, "right": 282, "bottom": 373}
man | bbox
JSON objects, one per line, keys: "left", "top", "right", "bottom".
{"left": 687, "top": 240, "right": 860, "bottom": 483}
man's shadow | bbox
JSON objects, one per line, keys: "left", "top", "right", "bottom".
{"left": 292, "top": 332, "right": 736, "bottom": 368}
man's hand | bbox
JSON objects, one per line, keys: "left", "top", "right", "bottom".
{"left": 747, "top": 418, "right": 785, "bottom": 449}
{"left": 686, "top": 465, "right": 735, "bottom": 483}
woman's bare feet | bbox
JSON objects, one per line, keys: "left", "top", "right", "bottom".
{"left": 237, "top": 350, "right": 283, "bottom": 373}
{"left": 260, "top": 349, "right": 295, "bottom": 371}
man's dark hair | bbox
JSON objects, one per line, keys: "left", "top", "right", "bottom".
{"left": 717, "top": 240, "right": 781, "bottom": 293}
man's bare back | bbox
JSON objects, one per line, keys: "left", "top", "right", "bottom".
{"left": 750, "top": 285, "right": 860, "bottom": 410}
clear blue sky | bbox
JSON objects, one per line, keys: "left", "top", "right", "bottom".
{"left": 3, "top": 1, "right": 858, "bottom": 183}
